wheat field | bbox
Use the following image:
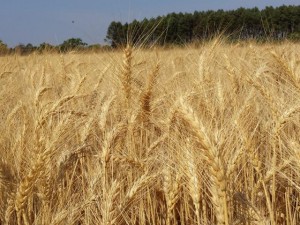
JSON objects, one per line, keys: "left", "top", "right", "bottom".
{"left": 0, "top": 40, "right": 300, "bottom": 225}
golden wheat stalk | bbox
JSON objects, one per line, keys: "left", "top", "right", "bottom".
{"left": 173, "top": 99, "right": 229, "bottom": 225}
{"left": 140, "top": 63, "right": 160, "bottom": 124}
{"left": 163, "top": 165, "right": 181, "bottom": 225}
{"left": 101, "top": 180, "right": 120, "bottom": 225}
{"left": 14, "top": 148, "right": 53, "bottom": 225}
{"left": 121, "top": 45, "right": 133, "bottom": 110}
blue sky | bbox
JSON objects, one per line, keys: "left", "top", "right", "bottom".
{"left": 0, "top": 0, "right": 299, "bottom": 47}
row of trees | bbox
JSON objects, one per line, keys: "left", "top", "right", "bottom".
{"left": 1, "top": 5, "right": 299, "bottom": 54}
{"left": 0, "top": 38, "right": 108, "bottom": 55}
{"left": 106, "top": 5, "right": 300, "bottom": 47}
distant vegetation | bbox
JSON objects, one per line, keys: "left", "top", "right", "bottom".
{"left": 106, "top": 5, "right": 300, "bottom": 47}
{"left": 0, "top": 4, "right": 299, "bottom": 55}
{"left": 0, "top": 38, "right": 109, "bottom": 56}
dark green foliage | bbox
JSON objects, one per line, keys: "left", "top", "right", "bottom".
{"left": 59, "top": 38, "right": 88, "bottom": 52}
{"left": 38, "top": 42, "right": 56, "bottom": 53}
{"left": 105, "top": 21, "right": 128, "bottom": 47}
{"left": 105, "top": 5, "right": 300, "bottom": 47}
{"left": 14, "top": 43, "right": 38, "bottom": 55}
{"left": 0, "top": 40, "right": 8, "bottom": 55}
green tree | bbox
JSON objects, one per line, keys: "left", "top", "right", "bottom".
{"left": 14, "top": 44, "right": 26, "bottom": 55}
{"left": 60, "top": 38, "right": 87, "bottom": 52}
{"left": 105, "top": 5, "right": 300, "bottom": 46}
{"left": 24, "top": 43, "right": 37, "bottom": 54}
{"left": 105, "top": 21, "right": 127, "bottom": 47}
{"left": 177, "top": 13, "right": 194, "bottom": 43}
{"left": 38, "top": 42, "right": 56, "bottom": 53}
{"left": 0, "top": 40, "right": 8, "bottom": 55}
{"left": 289, "top": 32, "right": 300, "bottom": 40}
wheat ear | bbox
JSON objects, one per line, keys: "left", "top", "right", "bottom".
{"left": 14, "top": 148, "right": 53, "bottom": 225}
{"left": 102, "top": 180, "right": 120, "bottom": 225}
{"left": 140, "top": 63, "right": 160, "bottom": 124}
{"left": 271, "top": 51, "right": 300, "bottom": 90}
{"left": 174, "top": 99, "right": 229, "bottom": 225}
{"left": 121, "top": 45, "right": 133, "bottom": 110}
{"left": 246, "top": 69, "right": 279, "bottom": 120}
{"left": 163, "top": 167, "right": 181, "bottom": 225}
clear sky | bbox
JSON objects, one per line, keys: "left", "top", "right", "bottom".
{"left": 0, "top": 0, "right": 299, "bottom": 47}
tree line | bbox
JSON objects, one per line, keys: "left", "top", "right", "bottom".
{"left": 1, "top": 5, "right": 299, "bottom": 55}
{"left": 106, "top": 5, "right": 300, "bottom": 47}
{"left": 0, "top": 38, "right": 110, "bottom": 55}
